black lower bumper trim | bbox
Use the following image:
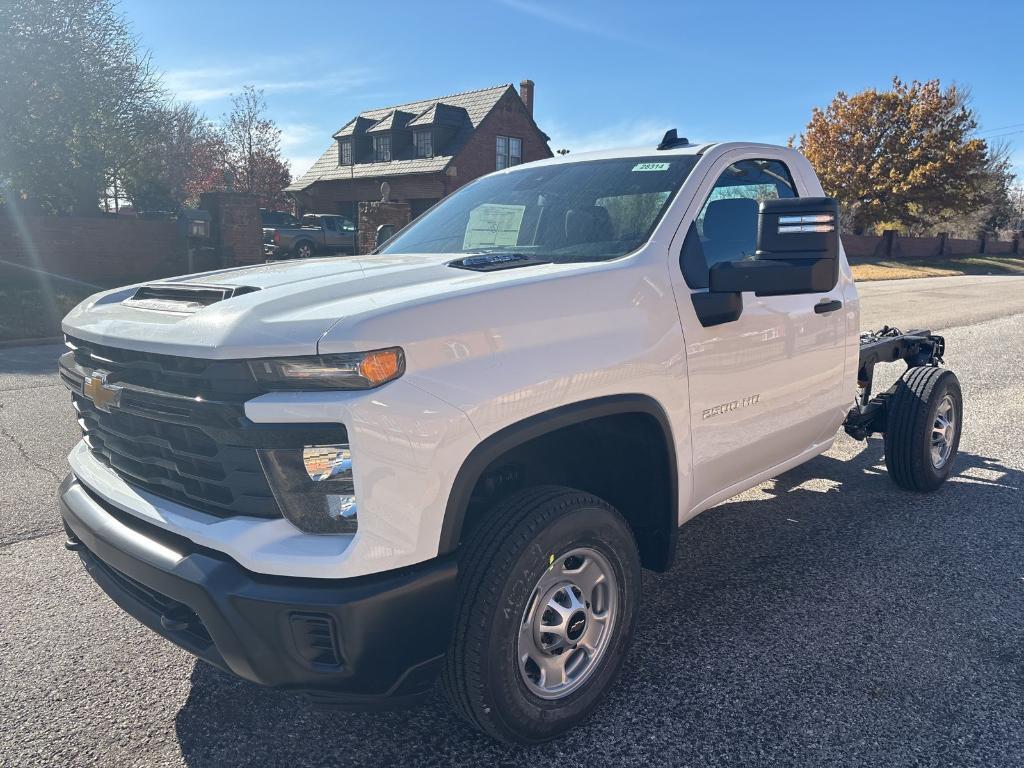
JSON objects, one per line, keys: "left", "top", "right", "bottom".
{"left": 59, "top": 474, "right": 458, "bottom": 708}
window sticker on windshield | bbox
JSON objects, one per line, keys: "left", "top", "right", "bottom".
{"left": 463, "top": 204, "right": 526, "bottom": 250}
{"left": 632, "top": 162, "right": 671, "bottom": 172}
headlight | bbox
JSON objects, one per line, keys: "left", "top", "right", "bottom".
{"left": 248, "top": 348, "right": 405, "bottom": 390}
{"left": 258, "top": 444, "right": 357, "bottom": 534}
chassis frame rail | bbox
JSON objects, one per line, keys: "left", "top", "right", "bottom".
{"left": 843, "top": 326, "right": 945, "bottom": 440}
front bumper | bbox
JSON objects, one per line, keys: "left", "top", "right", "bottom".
{"left": 59, "top": 474, "right": 458, "bottom": 708}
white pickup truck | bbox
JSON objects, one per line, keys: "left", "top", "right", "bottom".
{"left": 57, "top": 133, "right": 962, "bottom": 744}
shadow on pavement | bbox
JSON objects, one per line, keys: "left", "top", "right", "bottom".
{"left": 0, "top": 342, "right": 65, "bottom": 376}
{"left": 175, "top": 440, "right": 1024, "bottom": 767}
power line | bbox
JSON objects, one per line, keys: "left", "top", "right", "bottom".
{"left": 980, "top": 129, "right": 1024, "bottom": 141}
{"left": 977, "top": 122, "right": 1024, "bottom": 137}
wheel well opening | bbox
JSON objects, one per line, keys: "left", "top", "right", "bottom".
{"left": 460, "top": 412, "right": 676, "bottom": 571}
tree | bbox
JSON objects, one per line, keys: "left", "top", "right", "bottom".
{"left": 222, "top": 86, "right": 291, "bottom": 209}
{"left": 0, "top": 0, "right": 163, "bottom": 214}
{"left": 793, "top": 78, "right": 991, "bottom": 234}
{"left": 121, "top": 103, "right": 227, "bottom": 211}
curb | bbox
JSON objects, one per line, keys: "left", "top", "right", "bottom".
{"left": 0, "top": 336, "right": 64, "bottom": 349}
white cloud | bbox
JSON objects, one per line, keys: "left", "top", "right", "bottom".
{"left": 495, "top": 0, "right": 636, "bottom": 44}
{"left": 286, "top": 153, "right": 322, "bottom": 177}
{"left": 278, "top": 124, "right": 331, "bottom": 176}
{"left": 543, "top": 118, "right": 675, "bottom": 154}
{"left": 279, "top": 122, "right": 321, "bottom": 149}
{"left": 162, "top": 60, "right": 376, "bottom": 104}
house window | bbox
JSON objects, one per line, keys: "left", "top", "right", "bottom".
{"left": 339, "top": 140, "right": 352, "bottom": 165}
{"left": 496, "top": 135, "right": 522, "bottom": 170}
{"left": 414, "top": 130, "right": 433, "bottom": 158}
{"left": 373, "top": 134, "right": 392, "bottom": 162}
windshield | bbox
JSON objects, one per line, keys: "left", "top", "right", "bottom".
{"left": 379, "top": 155, "right": 700, "bottom": 263}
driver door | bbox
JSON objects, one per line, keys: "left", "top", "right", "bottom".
{"left": 672, "top": 153, "right": 847, "bottom": 507}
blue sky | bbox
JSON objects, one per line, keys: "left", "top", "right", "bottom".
{"left": 122, "top": 0, "right": 1024, "bottom": 179}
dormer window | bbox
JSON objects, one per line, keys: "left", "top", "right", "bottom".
{"left": 339, "top": 140, "right": 352, "bottom": 165}
{"left": 413, "top": 130, "right": 433, "bottom": 159}
{"left": 373, "top": 134, "right": 392, "bottom": 163}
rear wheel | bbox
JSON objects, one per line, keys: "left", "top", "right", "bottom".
{"left": 293, "top": 240, "right": 314, "bottom": 259}
{"left": 442, "top": 486, "right": 641, "bottom": 744}
{"left": 884, "top": 366, "right": 962, "bottom": 491}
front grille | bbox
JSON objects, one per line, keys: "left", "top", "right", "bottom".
{"left": 74, "top": 394, "right": 280, "bottom": 517}
{"left": 60, "top": 336, "right": 347, "bottom": 521}
{"left": 65, "top": 335, "right": 265, "bottom": 400}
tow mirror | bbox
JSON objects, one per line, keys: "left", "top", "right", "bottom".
{"left": 709, "top": 197, "right": 839, "bottom": 296}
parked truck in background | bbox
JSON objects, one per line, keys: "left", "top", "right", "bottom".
{"left": 57, "top": 133, "right": 962, "bottom": 744}
{"left": 264, "top": 213, "right": 357, "bottom": 259}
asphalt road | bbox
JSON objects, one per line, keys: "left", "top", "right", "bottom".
{"left": 2, "top": 274, "right": 1023, "bottom": 767}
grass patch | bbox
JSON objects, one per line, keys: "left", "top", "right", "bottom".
{"left": 0, "top": 277, "right": 99, "bottom": 342}
{"left": 851, "top": 254, "right": 1024, "bottom": 282}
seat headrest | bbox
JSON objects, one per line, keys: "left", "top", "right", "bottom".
{"left": 702, "top": 197, "right": 759, "bottom": 242}
{"left": 565, "top": 206, "right": 614, "bottom": 245}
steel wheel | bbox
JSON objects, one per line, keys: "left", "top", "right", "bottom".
{"left": 931, "top": 394, "right": 957, "bottom": 468}
{"left": 517, "top": 547, "right": 618, "bottom": 700}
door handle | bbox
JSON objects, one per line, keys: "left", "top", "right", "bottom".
{"left": 814, "top": 299, "right": 842, "bottom": 314}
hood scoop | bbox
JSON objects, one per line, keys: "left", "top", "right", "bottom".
{"left": 121, "top": 283, "right": 260, "bottom": 314}
{"left": 448, "top": 253, "right": 551, "bottom": 272}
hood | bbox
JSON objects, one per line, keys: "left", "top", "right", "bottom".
{"left": 61, "top": 253, "right": 567, "bottom": 359}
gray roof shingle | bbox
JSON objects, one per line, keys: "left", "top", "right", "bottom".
{"left": 288, "top": 83, "right": 514, "bottom": 191}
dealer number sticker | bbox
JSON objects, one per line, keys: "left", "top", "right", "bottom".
{"left": 632, "top": 162, "right": 671, "bottom": 172}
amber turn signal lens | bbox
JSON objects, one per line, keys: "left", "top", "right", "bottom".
{"left": 358, "top": 348, "right": 403, "bottom": 385}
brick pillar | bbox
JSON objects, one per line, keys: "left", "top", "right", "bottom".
{"left": 880, "top": 229, "right": 897, "bottom": 258}
{"left": 357, "top": 201, "right": 411, "bottom": 254}
{"left": 199, "top": 192, "right": 262, "bottom": 266}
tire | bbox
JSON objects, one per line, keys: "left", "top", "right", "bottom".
{"left": 884, "top": 366, "right": 962, "bottom": 491}
{"left": 293, "top": 240, "right": 314, "bottom": 259}
{"left": 442, "top": 485, "right": 641, "bottom": 744}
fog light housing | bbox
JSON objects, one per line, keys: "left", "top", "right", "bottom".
{"left": 258, "top": 444, "right": 357, "bottom": 534}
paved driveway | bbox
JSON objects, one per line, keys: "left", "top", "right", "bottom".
{"left": 2, "top": 275, "right": 1023, "bottom": 767}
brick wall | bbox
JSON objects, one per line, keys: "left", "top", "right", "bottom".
{"left": 985, "top": 239, "right": 1014, "bottom": 255}
{"left": 842, "top": 231, "right": 1021, "bottom": 260}
{"left": 0, "top": 213, "right": 185, "bottom": 282}
{"left": 945, "top": 237, "right": 983, "bottom": 256}
{"left": 199, "top": 192, "right": 262, "bottom": 265}
{"left": 357, "top": 201, "right": 411, "bottom": 254}
{"left": 896, "top": 235, "right": 944, "bottom": 259}
{"left": 840, "top": 234, "right": 884, "bottom": 259}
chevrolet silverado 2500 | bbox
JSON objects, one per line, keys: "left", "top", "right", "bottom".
{"left": 58, "top": 133, "right": 962, "bottom": 744}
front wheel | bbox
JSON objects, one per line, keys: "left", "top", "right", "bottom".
{"left": 442, "top": 486, "right": 641, "bottom": 744}
{"left": 884, "top": 366, "right": 963, "bottom": 491}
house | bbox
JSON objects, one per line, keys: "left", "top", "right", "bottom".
{"left": 285, "top": 80, "right": 552, "bottom": 222}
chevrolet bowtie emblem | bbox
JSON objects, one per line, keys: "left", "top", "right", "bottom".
{"left": 83, "top": 370, "right": 123, "bottom": 413}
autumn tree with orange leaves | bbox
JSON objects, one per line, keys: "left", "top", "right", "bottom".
{"left": 793, "top": 78, "right": 994, "bottom": 234}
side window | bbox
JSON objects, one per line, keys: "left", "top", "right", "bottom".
{"left": 681, "top": 159, "right": 797, "bottom": 289}
{"left": 323, "top": 217, "right": 337, "bottom": 232}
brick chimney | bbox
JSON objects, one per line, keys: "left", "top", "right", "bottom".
{"left": 519, "top": 79, "right": 534, "bottom": 116}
